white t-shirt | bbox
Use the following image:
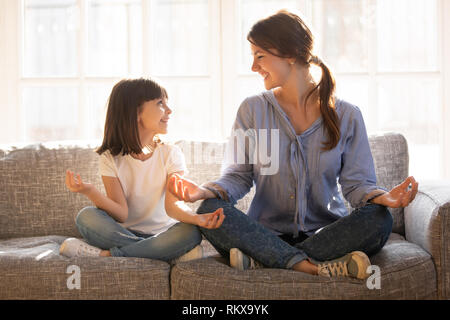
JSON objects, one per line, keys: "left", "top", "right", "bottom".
{"left": 98, "top": 144, "right": 188, "bottom": 235}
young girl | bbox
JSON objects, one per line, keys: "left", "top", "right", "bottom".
{"left": 60, "top": 78, "right": 225, "bottom": 262}
{"left": 169, "top": 10, "right": 418, "bottom": 278}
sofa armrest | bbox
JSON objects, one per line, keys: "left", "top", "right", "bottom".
{"left": 404, "top": 180, "right": 450, "bottom": 299}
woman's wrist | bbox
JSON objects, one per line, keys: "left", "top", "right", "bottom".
{"left": 200, "top": 186, "right": 216, "bottom": 199}
{"left": 369, "top": 192, "right": 388, "bottom": 205}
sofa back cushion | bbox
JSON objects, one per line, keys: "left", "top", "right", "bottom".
{"left": 0, "top": 141, "right": 103, "bottom": 239}
{"left": 0, "top": 133, "right": 408, "bottom": 239}
{"left": 368, "top": 133, "right": 409, "bottom": 234}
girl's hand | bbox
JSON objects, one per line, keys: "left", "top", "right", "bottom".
{"left": 168, "top": 173, "right": 207, "bottom": 203}
{"left": 372, "top": 176, "right": 419, "bottom": 208}
{"left": 65, "top": 170, "right": 93, "bottom": 195}
{"left": 194, "top": 208, "right": 225, "bottom": 229}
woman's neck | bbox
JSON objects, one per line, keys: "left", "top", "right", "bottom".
{"left": 276, "top": 68, "right": 316, "bottom": 108}
{"left": 274, "top": 68, "right": 319, "bottom": 117}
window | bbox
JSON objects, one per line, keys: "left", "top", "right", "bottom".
{"left": 0, "top": 0, "right": 449, "bottom": 180}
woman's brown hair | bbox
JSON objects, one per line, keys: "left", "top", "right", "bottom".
{"left": 247, "top": 10, "right": 340, "bottom": 150}
{"left": 96, "top": 78, "right": 167, "bottom": 156}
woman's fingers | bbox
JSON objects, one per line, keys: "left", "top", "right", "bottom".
{"left": 177, "top": 179, "right": 185, "bottom": 200}
{"left": 184, "top": 186, "right": 191, "bottom": 202}
{"left": 410, "top": 181, "right": 419, "bottom": 202}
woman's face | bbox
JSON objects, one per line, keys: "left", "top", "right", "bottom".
{"left": 138, "top": 97, "right": 172, "bottom": 136}
{"left": 250, "top": 43, "right": 293, "bottom": 90}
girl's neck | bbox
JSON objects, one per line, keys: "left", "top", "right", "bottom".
{"left": 130, "top": 131, "right": 157, "bottom": 160}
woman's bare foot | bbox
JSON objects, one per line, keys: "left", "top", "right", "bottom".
{"left": 99, "top": 250, "right": 112, "bottom": 257}
{"left": 292, "top": 259, "right": 318, "bottom": 275}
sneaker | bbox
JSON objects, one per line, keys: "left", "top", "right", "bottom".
{"left": 59, "top": 238, "right": 102, "bottom": 258}
{"left": 316, "top": 251, "right": 371, "bottom": 279}
{"left": 229, "top": 248, "right": 263, "bottom": 270}
{"left": 173, "top": 245, "right": 203, "bottom": 263}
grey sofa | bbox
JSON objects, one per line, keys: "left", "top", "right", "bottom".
{"left": 1, "top": 133, "right": 449, "bottom": 299}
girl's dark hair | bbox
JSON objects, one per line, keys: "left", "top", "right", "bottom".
{"left": 247, "top": 10, "right": 340, "bottom": 150}
{"left": 96, "top": 78, "right": 168, "bottom": 156}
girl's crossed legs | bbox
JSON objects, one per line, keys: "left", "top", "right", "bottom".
{"left": 75, "top": 206, "right": 202, "bottom": 262}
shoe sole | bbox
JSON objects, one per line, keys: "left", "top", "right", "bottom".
{"left": 59, "top": 238, "right": 74, "bottom": 256}
{"left": 176, "top": 245, "right": 203, "bottom": 262}
{"left": 230, "top": 248, "right": 244, "bottom": 270}
{"left": 350, "top": 251, "right": 371, "bottom": 280}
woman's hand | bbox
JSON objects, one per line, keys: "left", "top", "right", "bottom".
{"left": 168, "top": 173, "right": 208, "bottom": 202}
{"left": 65, "top": 170, "right": 93, "bottom": 195}
{"left": 372, "top": 176, "right": 419, "bottom": 208}
{"left": 194, "top": 208, "right": 225, "bottom": 229}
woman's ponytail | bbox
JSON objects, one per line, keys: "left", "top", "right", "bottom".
{"left": 306, "top": 56, "right": 340, "bottom": 151}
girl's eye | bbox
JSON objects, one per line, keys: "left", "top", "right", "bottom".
{"left": 257, "top": 55, "right": 264, "bottom": 59}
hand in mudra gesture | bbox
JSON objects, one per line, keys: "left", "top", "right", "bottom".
{"left": 372, "top": 176, "right": 419, "bottom": 208}
{"left": 65, "top": 170, "right": 93, "bottom": 195}
{"left": 168, "top": 173, "right": 207, "bottom": 203}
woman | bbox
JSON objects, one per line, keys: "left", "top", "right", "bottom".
{"left": 169, "top": 10, "right": 418, "bottom": 278}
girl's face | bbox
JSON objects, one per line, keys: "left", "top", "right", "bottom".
{"left": 137, "top": 97, "right": 172, "bottom": 136}
{"left": 250, "top": 43, "right": 294, "bottom": 90}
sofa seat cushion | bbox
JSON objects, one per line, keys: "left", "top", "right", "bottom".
{"left": 0, "top": 235, "right": 170, "bottom": 299}
{"left": 170, "top": 233, "right": 437, "bottom": 299}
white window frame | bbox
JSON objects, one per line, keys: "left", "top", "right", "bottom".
{"left": 1, "top": 0, "right": 449, "bottom": 179}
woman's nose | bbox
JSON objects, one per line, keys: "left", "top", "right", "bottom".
{"left": 251, "top": 59, "right": 259, "bottom": 72}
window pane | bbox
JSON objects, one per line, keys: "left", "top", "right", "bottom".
{"left": 151, "top": 0, "right": 209, "bottom": 76}
{"left": 377, "top": 78, "right": 441, "bottom": 179}
{"left": 311, "top": 0, "right": 369, "bottom": 73}
{"left": 23, "top": 0, "right": 78, "bottom": 77}
{"left": 23, "top": 87, "right": 79, "bottom": 142}
{"left": 87, "top": 85, "right": 113, "bottom": 140}
{"left": 161, "top": 80, "right": 218, "bottom": 141}
{"left": 377, "top": 0, "right": 438, "bottom": 72}
{"left": 334, "top": 77, "right": 371, "bottom": 128}
{"left": 87, "top": 0, "right": 142, "bottom": 76}
{"left": 238, "top": 0, "right": 299, "bottom": 74}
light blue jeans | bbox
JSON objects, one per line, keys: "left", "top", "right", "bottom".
{"left": 75, "top": 206, "right": 202, "bottom": 262}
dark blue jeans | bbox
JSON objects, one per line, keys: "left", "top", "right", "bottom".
{"left": 197, "top": 199, "right": 393, "bottom": 269}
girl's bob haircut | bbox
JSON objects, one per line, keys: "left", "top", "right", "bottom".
{"left": 96, "top": 78, "right": 168, "bottom": 156}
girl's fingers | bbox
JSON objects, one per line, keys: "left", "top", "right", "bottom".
{"left": 211, "top": 209, "right": 224, "bottom": 228}
{"left": 204, "top": 214, "right": 214, "bottom": 228}
{"left": 216, "top": 212, "right": 225, "bottom": 228}
{"left": 69, "top": 171, "right": 76, "bottom": 187}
